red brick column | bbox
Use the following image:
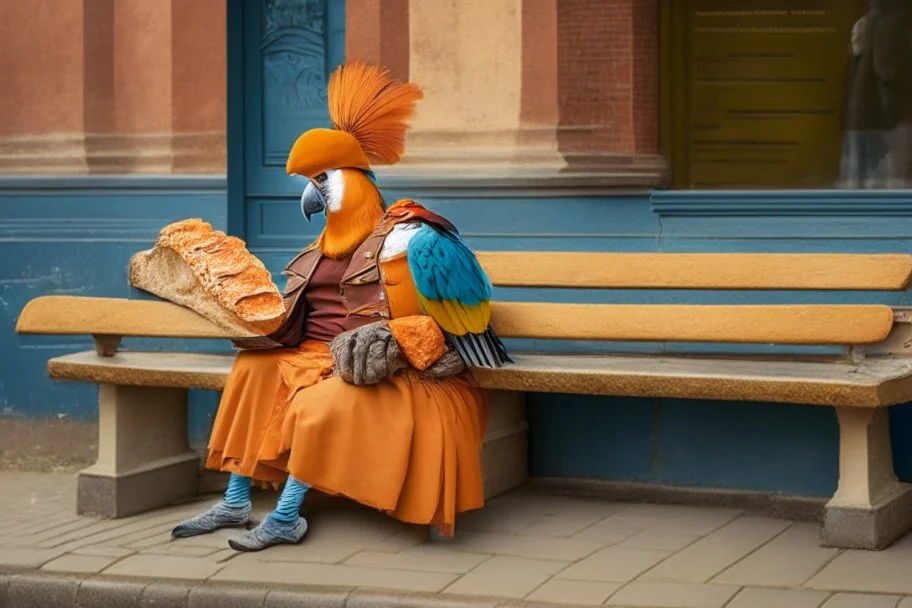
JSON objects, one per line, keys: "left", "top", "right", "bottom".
{"left": 517, "top": 0, "right": 562, "bottom": 166}
{"left": 0, "top": 0, "right": 87, "bottom": 172}
{"left": 345, "top": 0, "right": 664, "bottom": 184}
{"left": 0, "top": 0, "right": 226, "bottom": 174}
{"left": 632, "top": 0, "right": 660, "bottom": 156}
{"left": 345, "top": 0, "right": 410, "bottom": 82}
{"left": 556, "top": 0, "right": 663, "bottom": 173}
{"left": 170, "top": 0, "right": 226, "bottom": 173}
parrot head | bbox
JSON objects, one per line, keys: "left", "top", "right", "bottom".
{"left": 285, "top": 64, "right": 422, "bottom": 259}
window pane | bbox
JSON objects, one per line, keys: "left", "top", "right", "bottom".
{"left": 668, "top": 0, "right": 911, "bottom": 190}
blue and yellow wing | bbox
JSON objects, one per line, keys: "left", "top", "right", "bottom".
{"left": 406, "top": 223, "right": 510, "bottom": 368}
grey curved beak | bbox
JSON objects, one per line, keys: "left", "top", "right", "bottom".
{"left": 300, "top": 182, "right": 326, "bottom": 222}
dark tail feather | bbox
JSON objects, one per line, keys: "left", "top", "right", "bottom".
{"left": 448, "top": 326, "right": 512, "bottom": 369}
{"left": 485, "top": 326, "right": 513, "bottom": 364}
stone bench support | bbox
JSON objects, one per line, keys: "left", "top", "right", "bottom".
{"left": 822, "top": 407, "right": 912, "bottom": 550}
{"left": 77, "top": 384, "right": 199, "bottom": 518}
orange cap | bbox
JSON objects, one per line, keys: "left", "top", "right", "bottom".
{"left": 285, "top": 128, "right": 371, "bottom": 178}
{"left": 284, "top": 63, "right": 423, "bottom": 178}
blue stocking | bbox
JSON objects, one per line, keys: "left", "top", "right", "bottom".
{"left": 223, "top": 473, "right": 252, "bottom": 507}
{"left": 270, "top": 476, "right": 310, "bottom": 523}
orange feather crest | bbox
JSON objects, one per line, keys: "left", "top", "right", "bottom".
{"left": 327, "top": 63, "right": 423, "bottom": 165}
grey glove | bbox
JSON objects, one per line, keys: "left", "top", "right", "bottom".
{"left": 330, "top": 321, "right": 407, "bottom": 385}
{"left": 419, "top": 348, "right": 466, "bottom": 380}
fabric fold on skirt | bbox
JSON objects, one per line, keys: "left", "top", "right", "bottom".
{"left": 206, "top": 340, "right": 488, "bottom": 533}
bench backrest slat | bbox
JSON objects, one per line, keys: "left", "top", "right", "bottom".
{"left": 16, "top": 296, "right": 239, "bottom": 339}
{"left": 489, "top": 302, "right": 895, "bottom": 345}
{"left": 17, "top": 296, "right": 895, "bottom": 346}
{"left": 476, "top": 253, "right": 912, "bottom": 290}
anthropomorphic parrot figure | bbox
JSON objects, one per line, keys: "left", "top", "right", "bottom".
{"left": 170, "top": 63, "right": 510, "bottom": 551}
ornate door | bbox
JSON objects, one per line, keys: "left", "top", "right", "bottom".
{"left": 228, "top": 0, "right": 345, "bottom": 274}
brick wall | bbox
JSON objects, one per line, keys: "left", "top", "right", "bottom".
{"left": 557, "top": 0, "right": 659, "bottom": 158}
{"left": 633, "top": 0, "right": 660, "bottom": 155}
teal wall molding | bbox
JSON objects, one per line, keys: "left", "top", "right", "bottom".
{"left": 651, "top": 189, "right": 912, "bottom": 217}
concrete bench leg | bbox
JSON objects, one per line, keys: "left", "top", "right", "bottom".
{"left": 78, "top": 384, "right": 199, "bottom": 518}
{"left": 481, "top": 390, "right": 528, "bottom": 500}
{"left": 822, "top": 407, "right": 912, "bottom": 550}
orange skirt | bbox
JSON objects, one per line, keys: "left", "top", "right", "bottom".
{"left": 206, "top": 341, "right": 488, "bottom": 533}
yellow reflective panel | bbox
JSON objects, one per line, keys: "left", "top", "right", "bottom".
{"left": 669, "top": 0, "right": 869, "bottom": 189}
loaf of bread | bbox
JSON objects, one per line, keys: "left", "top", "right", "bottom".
{"left": 129, "top": 219, "right": 285, "bottom": 336}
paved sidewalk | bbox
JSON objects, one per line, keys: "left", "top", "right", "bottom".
{"left": 3, "top": 472, "right": 912, "bottom": 608}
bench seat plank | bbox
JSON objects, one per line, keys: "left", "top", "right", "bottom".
{"left": 49, "top": 351, "right": 234, "bottom": 391}
{"left": 477, "top": 252, "right": 912, "bottom": 290}
{"left": 48, "top": 351, "right": 912, "bottom": 408}
{"left": 473, "top": 354, "right": 912, "bottom": 408}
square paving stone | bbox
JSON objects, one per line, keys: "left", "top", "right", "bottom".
{"left": 822, "top": 593, "right": 902, "bottom": 608}
{"left": 43, "top": 554, "right": 119, "bottom": 574}
{"left": 527, "top": 579, "right": 619, "bottom": 605}
{"left": 556, "top": 547, "right": 671, "bottom": 582}
{"left": 808, "top": 550, "right": 912, "bottom": 595}
{"left": 345, "top": 546, "right": 489, "bottom": 574}
{"left": 727, "top": 588, "right": 832, "bottom": 608}
{"left": 214, "top": 560, "right": 455, "bottom": 593}
{"left": 607, "top": 582, "right": 740, "bottom": 608}
{"left": 105, "top": 554, "right": 223, "bottom": 580}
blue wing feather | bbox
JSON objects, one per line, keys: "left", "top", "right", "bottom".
{"left": 405, "top": 222, "right": 510, "bottom": 368}
{"left": 407, "top": 224, "right": 491, "bottom": 306}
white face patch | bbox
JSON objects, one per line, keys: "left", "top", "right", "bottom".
{"left": 324, "top": 169, "right": 344, "bottom": 213}
{"left": 380, "top": 222, "right": 422, "bottom": 261}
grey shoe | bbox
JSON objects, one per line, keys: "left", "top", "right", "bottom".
{"left": 171, "top": 502, "right": 251, "bottom": 538}
{"left": 228, "top": 515, "right": 308, "bottom": 552}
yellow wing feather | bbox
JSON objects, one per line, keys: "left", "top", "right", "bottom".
{"left": 417, "top": 294, "right": 489, "bottom": 336}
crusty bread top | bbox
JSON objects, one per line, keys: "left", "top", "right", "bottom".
{"left": 147, "top": 219, "right": 285, "bottom": 327}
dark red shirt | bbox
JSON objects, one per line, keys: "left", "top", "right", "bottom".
{"left": 301, "top": 255, "right": 374, "bottom": 343}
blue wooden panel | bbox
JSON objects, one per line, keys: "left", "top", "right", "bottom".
{"left": 7, "top": 169, "right": 912, "bottom": 494}
{"left": 652, "top": 189, "right": 912, "bottom": 217}
{"left": 243, "top": 0, "right": 346, "bottom": 199}
{"left": 517, "top": 193, "right": 912, "bottom": 494}
{"left": 656, "top": 399, "right": 838, "bottom": 496}
{"left": 659, "top": 216, "right": 912, "bottom": 242}
{"left": 0, "top": 177, "right": 226, "bottom": 432}
{"left": 891, "top": 404, "right": 912, "bottom": 482}
{"left": 528, "top": 394, "right": 839, "bottom": 496}
{"left": 527, "top": 394, "right": 657, "bottom": 481}
{"left": 245, "top": 194, "right": 662, "bottom": 254}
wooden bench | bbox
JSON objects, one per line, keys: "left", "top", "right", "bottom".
{"left": 16, "top": 251, "right": 912, "bottom": 550}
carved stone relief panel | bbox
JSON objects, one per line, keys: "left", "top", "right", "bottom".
{"left": 260, "top": 0, "right": 331, "bottom": 165}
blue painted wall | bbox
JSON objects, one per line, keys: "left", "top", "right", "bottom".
{"left": 5, "top": 174, "right": 912, "bottom": 496}
{"left": 1, "top": 177, "right": 228, "bottom": 448}
{"left": 5, "top": 0, "right": 912, "bottom": 499}
{"left": 246, "top": 186, "right": 912, "bottom": 498}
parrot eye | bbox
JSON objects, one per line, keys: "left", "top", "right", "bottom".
{"left": 314, "top": 172, "right": 328, "bottom": 185}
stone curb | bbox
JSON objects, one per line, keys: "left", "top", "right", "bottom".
{"left": 0, "top": 568, "right": 609, "bottom": 608}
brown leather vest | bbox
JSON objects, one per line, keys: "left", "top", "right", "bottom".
{"left": 266, "top": 218, "right": 397, "bottom": 347}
